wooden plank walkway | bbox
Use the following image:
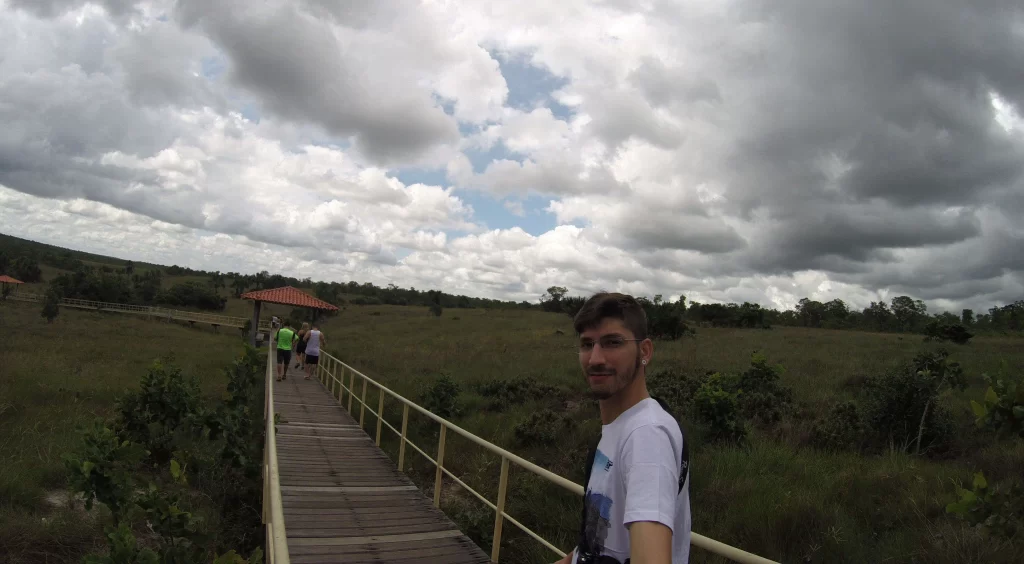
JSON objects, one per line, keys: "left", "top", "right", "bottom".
{"left": 272, "top": 365, "right": 491, "bottom": 564}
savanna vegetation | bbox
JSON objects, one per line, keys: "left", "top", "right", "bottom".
{"left": 0, "top": 303, "right": 266, "bottom": 563}
{"left": 2, "top": 232, "right": 1023, "bottom": 563}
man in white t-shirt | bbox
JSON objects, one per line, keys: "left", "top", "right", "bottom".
{"left": 556, "top": 292, "right": 691, "bottom": 564}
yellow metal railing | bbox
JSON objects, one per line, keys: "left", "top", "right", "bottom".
{"left": 315, "top": 351, "right": 778, "bottom": 564}
{"left": 7, "top": 291, "right": 272, "bottom": 331}
{"left": 262, "top": 339, "right": 290, "bottom": 563}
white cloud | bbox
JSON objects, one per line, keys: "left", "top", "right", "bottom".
{"left": 1, "top": 0, "right": 1022, "bottom": 314}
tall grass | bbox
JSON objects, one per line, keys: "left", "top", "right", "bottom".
{"left": 0, "top": 301, "right": 244, "bottom": 563}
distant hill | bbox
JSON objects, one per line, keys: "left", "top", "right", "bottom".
{"left": 0, "top": 232, "right": 162, "bottom": 270}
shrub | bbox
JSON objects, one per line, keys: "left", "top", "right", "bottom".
{"left": 731, "top": 352, "right": 793, "bottom": 426}
{"left": 63, "top": 421, "right": 148, "bottom": 519}
{"left": 478, "top": 377, "right": 559, "bottom": 411}
{"left": 861, "top": 349, "right": 966, "bottom": 454}
{"left": 157, "top": 281, "right": 226, "bottom": 311}
{"left": 646, "top": 369, "right": 707, "bottom": 414}
{"left": 429, "top": 303, "right": 443, "bottom": 317}
{"left": 422, "top": 373, "right": 461, "bottom": 419}
{"left": 514, "top": 409, "right": 576, "bottom": 446}
{"left": 924, "top": 321, "right": 973, "bottom": 344}
{"left": 694, "top": 373, "right": 746, "bottom": 443}
{"left": 947, "top": 471, "right": 1024, "bottom": 539}
{"left": 83, "top": 523, "right": 159, "bottom": 564}
{"left": 809, "top": 401, "right": 865, "bottom": 451}
{"left": 40, "top": 288, "right": 60, "bottom": 322}
{"left": 971, "top": 367, "right": 1024, "bottom": 439}
{"left": 114, "top": 360, "right": 207, "bottom": 465}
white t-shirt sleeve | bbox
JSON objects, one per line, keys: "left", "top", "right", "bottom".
{"left": 620, "top": 423, "right": 681, "bottom": 531}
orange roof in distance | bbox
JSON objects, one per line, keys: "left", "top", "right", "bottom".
{"left": 240, "top": 286, "right": 338, "bottom": 311}
{"left": 0, "top": 275, "right": 25, "bottom": 284}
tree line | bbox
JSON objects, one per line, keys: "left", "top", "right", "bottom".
{"left": 3, "top": 234, "right": 1020, "bottom": 336}
{"left": 541, "top": 286, "right": 1023, "bottom": 338}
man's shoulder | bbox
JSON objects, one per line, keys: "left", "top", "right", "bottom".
{"left": 622, "top": 400, "right": 682, "bottom": 441}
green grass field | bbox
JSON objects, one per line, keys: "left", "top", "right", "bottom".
{"left": 2, "top": 294, "right": 1023, "bottom": 563}
{"left": 309, "top": 304, "right": 1024, "bottom": 563}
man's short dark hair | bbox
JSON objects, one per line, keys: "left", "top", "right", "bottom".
{"left": 572, "top": 292, "right": 648, "bottom": 340}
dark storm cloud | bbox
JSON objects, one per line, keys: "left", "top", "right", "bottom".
{"left": 174, "top": 0, "right": 460, "bottom": 164}
{"left": 9, "top": 0, "right": 140, "bottom": 18}
{"left": 616, "top": 0, "right": 1024, "bottom": 304}
{"left": 617, "top": 211, "right": 746, "bottom": 254}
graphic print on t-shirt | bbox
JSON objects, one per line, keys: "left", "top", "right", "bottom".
{"left": 582, "top": 449, "right": 623, "bottom": 563}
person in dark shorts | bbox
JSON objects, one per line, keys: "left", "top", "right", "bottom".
{"left": 294, "top": 322, "right": 309, "bottom": 369}
{"left": 303, "top": 323, "right": 324, "bottom": 380}
{"left": 275, "top": 321, "right": 297, "bottom": 382}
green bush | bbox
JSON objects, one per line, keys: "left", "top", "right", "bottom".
{"left": 114, "top": 360, "right": 207, "bottom": 465}
{"left": 477, "top": 377, "right": 560, "bottom": 411}
{"left": 41, "top": 288, "right": 60, "bottom": 322}
{"left": 157, "top": 281, "right": 226, "bottom": 311}
{"left": 947, "top": 471, "right": 1024, "bottom": 539}
{"left": 63, "top": 422, "right": 148, "bottom": 519}
{"left": 923, "top": 321, "right": 973, "bottom": 344}
{"left": 971, "top": 367, "right": 1024, "bottom": 439}
{"left": 731, "top": 352, "right": 793, "bottom": 426}
{"left": 646, "top": 369, "right": 707, "bottom": 415}
{"left": 861, "top": 349, "right": 966, "bottom": 454}
{"left": 65, "top": 349, "right": 267, "bottom": 563}
{"left": 83, "top": 523, "right": 159, "bottom": 564}
{"left": 514, "top": 409, "right": 576, "bottom": 446}
{"left": 422, "top": 373, "right": 462, "bottom": 419}
{"left": 694, "top": 373, "right": 746, "bottom": 443}
{"left": 809, "top": 401, "right": 865, "bottom": 451}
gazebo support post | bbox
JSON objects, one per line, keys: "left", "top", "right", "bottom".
{"left": 250, "top": 300, "right": 262, "bottom": 347}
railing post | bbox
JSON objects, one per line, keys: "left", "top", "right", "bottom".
{"left": 335, "top": 360, "right": 342, "bottom": 402}
{"left": 359, "top": 377, "right": 367, "bottom": 428}
{"left": 376, "top": 385, "right": 385, "bottom": 446}
{"left": 434, "top": 424, "right": 447, "bottom": 507}
{"left": 398, "top": 403, "right": 409, "bottom": 471}
{"left": 491, "top": 457, "right": 511, "bottom": 562}
{"left": 348, "top": 370, "right": 355, "bottom": 414}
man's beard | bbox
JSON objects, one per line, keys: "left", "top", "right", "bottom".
{"left": 585, "top": 353, "right": 643, "bottom": 400}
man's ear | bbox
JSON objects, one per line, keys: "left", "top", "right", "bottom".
{"left": 641, "top": 338, "right": 654, "bottom": 365}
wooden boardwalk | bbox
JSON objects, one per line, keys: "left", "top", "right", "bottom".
{"left": 272, "top": 365, "right": 491, "bottom": 564}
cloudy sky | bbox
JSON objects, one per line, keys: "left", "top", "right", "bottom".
{"left": 1, "top": 0, "right": 1022, "bottom": 312}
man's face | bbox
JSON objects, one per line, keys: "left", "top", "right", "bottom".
{"left": 578, "top": 318, "right": 643, "bottom": 400}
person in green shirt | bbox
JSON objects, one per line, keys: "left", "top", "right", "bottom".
{"left": 275, "top": 320, "right": 298, "bottom": 381}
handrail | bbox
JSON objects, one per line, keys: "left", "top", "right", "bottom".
{"left": 7, "top": 291, "right": 272, "bottom": 331}
{"left": 263, "top": 339, "right": 290, "bottom": 563}
{"left": 315, "top": 351, "right": 778, "bottom": 564}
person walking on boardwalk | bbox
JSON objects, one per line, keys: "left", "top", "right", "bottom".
{"left": 294, "top": 322, "right": 310, "bottom": 370}
{"left": 274, "top": 320, "right": 298, "bottom": 382}
{"left": 556, "top": 293, "right": 691, "bottom": 564}
{"left": 302, "top": 323, "right": 325, "bottom": 380}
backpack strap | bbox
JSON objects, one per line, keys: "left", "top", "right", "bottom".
{"left": 650, "top": 396, "right": 689, "bottom": 492}
{"left": 576, "top": 437, "right": 600, "bottom": 558}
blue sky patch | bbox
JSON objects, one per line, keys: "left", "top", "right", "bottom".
{"left": 492, "top": 50, "right": 570, "bottom": 115}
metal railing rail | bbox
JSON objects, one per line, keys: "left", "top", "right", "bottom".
{"left": 315, "top": 351, "right": 778, "bottom": 564}
{"left": 262, "top": 338, "right": 290, "bottom": 563}
{"left": 6, "top": 291, "right": 272, "bottom": 331}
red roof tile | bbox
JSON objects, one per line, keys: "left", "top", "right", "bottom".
{"left": 0, "top": 275, "right": 24, "bottom": 284}
{"left": 240, "top": 286, "right": 338, "bottom": 310}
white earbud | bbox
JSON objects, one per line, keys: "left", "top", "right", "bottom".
{"left": 642, "top": 359, "right": 647, "bottom": 365}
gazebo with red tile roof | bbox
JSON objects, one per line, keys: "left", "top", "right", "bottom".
{"left": 241, "top": 286, "right": 339, "bottom": 346}
{"left": 0, "top": 275, "right": 24, "bottom": 300}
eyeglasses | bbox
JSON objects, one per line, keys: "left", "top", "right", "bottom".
{"left": 578, "top": 336, "right": 642, "bottom": 353}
